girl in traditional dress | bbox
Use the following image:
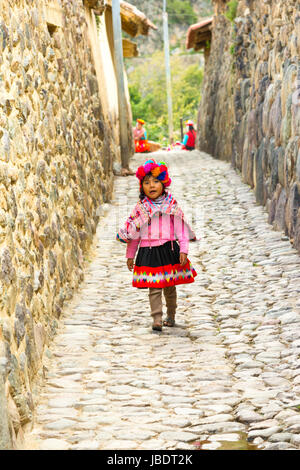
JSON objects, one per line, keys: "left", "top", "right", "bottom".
{"left": 117, "top": 159, "right": 197, "bottom": 331}
{"left": 133, "top": 118, "right": 150, "bottom": 153}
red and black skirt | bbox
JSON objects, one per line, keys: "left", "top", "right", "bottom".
{"left": 133, "top": 241, "right": 197, "bottom": 289}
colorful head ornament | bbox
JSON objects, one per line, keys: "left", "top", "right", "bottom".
{"left": 137, "top": 119, "right": 145, "bottom": 125}
{"left": 136, "top": 159, "right": 171, "bottom": 188}
{"left": 185, "top": 119, "right": 194, "bottom": 126}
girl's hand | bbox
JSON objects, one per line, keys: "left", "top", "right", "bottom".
{"left": 127, "top": 258, "right": 134, "bottom": 271}
{"left": 180, "top": 253, "right": 187, "bottom": 266}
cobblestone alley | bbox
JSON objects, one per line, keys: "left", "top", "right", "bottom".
{"left": 23, "top": 150, "right": 300, "bottom": 450}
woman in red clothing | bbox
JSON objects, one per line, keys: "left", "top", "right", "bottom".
{"left": 181, "top": 120, "right": 196, "bottom": 151}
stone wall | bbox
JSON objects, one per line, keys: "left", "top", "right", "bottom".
{"left": 197, "top": 0, "right": 300, "bottom": 253}
{"left": 0, "top": 0, "right": 115, "bottom": 449}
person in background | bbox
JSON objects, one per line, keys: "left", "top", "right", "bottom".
{"left": 181, "top": 120, "right": 196, "bottom": 151}
{"left": 133, "top": 119, "right": 161, "bottom": 153}
{"left": 133, "top": 118, "right": 150, "bottom": 153}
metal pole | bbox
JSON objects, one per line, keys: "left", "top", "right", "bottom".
{"left": 163, "top": 0, "right": 173, "bottom": 145}
{"left": 112, "top": 0, "right": 129, "bottom": 168}
{"left": 180, "top": 117, "right": 183, "bottom": 142}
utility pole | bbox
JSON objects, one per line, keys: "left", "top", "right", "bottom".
{"left": 112, "top": 0, "right": 130, "bottom": 169}
{"left": 163, "top": 0, "right": 173, "bottom": 145}
{"left": 180, "top": 117, "right": 183, "bottom": 142}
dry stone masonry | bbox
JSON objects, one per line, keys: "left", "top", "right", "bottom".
{"left": 0, "top": 0, "right": 115, "bottom": 449}
{"left": 198, "top": 0, "right": 300, "bottom": 253}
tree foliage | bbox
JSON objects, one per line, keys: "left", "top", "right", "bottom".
{"left": 166, "top": 0, "right": 198, "bottom": 26}
{"left": 128, "top": 51, "right": 203, "bottom": 143}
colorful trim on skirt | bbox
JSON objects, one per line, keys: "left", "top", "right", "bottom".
{"left": 132, "top": 241, "right": 197, "bottom": 289}
{"left": 135, "top": 139, "right": 150, "bottom": 153}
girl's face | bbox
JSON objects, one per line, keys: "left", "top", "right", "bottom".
{"left": 142, "top": 175, "right": 164, "bottom": 200}
{"left": 137, "top": 122, "right": 142, "bottom": 130}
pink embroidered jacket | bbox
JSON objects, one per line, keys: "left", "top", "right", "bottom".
{"left": 116, "top": 192, "right": 197, "bottom": 259}
{"left": 126, "top": 211, "right": 190, "bottom": 259}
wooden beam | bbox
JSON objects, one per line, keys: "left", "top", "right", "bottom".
{"left": 83, "top": 0, "right": 104, "bottom": 8}
{"left": 105, "top": 0, "right": 157, "bottom": 37}
{"left": 122, "top": 38, "right": 138, "bottom": 57}
{"left": 194, "top": 40, "right": 211, "bottom": 51}
{"left": 195, "top": 24, "right": 212, "bottom": 33}
{"left": 194, "top": 31, "right": 211, "bottom": 44}
{"left": 120, "top": 14, "right": 141, "bottom": 37}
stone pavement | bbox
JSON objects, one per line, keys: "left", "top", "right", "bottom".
{"left": 23, "top": 150, "right": 300, "bottom": 450}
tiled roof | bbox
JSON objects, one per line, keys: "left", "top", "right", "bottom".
{"left": 186, "top": 17, "right": 213, "bottom": 50}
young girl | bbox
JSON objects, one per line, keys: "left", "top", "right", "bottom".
{"left": 132, "top": 118, "right": 150, "bottom": 153}
{"left": 117, "top": 159, "right": 197, "bottom": 331}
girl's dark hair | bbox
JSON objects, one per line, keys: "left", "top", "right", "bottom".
{"left": 188, "top": 124, "right": 194, "bottom": 131}
{"left": 139, "top": 178, "right": 166, "bottom": 200}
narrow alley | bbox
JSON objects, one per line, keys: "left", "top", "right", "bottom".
{"left": 23, "top": 150, "right": 300, "bottom": 451}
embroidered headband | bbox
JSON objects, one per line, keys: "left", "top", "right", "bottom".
{"left": 185, "top": 119, "right": 194, "bottom": 126}
{"left": 136, "top": 159, "right": 171, "bottom": 188}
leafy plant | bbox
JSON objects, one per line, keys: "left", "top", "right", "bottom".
{"left": 225, "top": 0, "right": 239, "bottom": 22}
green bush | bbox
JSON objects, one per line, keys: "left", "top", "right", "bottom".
{"left": 225, "top": 0, "right": 239, "bottom": 22}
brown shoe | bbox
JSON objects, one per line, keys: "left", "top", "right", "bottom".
{"left": 163, "top": 317, "right": 175, "bottom": 327}
{"left": 121, "top": 168, "right": 135, "bottom": 176}
{"left": 152, "top": 314, "right": 162, "bottom": 331}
